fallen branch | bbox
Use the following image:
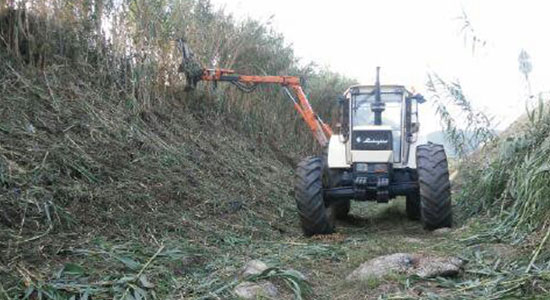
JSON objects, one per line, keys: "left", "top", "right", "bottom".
{"left": 526, "top": 223, "right": 550, "bottom": 273}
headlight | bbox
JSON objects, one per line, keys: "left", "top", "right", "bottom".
{"left": 354, "top": 163, "right": 388, "bottom": 173}
{"left": 355, "top": 163, "right": 368, "bottom": 172}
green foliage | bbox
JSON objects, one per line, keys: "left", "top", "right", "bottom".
{"left": 457, "top": 99, "right": 550, "bottom": 239}
{"left": 425, "top": 53, "right": 550, "bottom": 297}
{"left": 247, "top": 267, "right": 312, "bottom": 299}
{"left": 428, "top": 8, "right": 550, "bottom": 242}
{"left": 425, "top": 12, "right": 550, "bottom": 295}
{"left": 426, "top": 73, "right": 496, "bottom": 158}
{"left": 1, "top": 0, "right": 354, "bottom": 155}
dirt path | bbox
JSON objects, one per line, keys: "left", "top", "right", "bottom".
{"left": 242, "top": 200, "right": 469, "bottom": 299}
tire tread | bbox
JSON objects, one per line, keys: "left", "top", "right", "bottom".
{"left": 416, "top": 143, "right": 453, "bottom": 230}
{"left": 295, "top": 156, "right": 334, "bottom": 236}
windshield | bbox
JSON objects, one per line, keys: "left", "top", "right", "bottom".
{"left": 352, "top": 92, "right": 403, "bottom": 162}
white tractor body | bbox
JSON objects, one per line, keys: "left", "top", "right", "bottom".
{"left": 328, "top": 85, "right": 420, "bottom": 170}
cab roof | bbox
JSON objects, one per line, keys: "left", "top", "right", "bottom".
{"left": 344, "top": 84, "right": 413, "bottom": 96}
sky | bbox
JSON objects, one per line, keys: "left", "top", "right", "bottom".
{"left": 209, "top": 0, "right": 550, "bottom": 134}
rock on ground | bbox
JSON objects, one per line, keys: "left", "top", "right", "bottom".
{"left": 234, "top": 281, "right": 279, "bottom": 299}
{"left": 348, "top": 253, "right": 413, "bottom": 280}
{"left": 415, "top": 255, "right": 464, "bottom": 278}
{"left": 241, "top": 260, "right": 268, "bottom": 277}
{"left": 347, "top": 253, "right": 465, "bottom": 281}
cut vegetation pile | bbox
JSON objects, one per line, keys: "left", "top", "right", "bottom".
{"left": 0, "top": 1, "right": 352, "bottom": 298}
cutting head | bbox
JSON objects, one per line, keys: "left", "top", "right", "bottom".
{"left": 177, "top": 39, "right": 204, "bottom": 90}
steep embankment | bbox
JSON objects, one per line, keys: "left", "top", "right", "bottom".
{"left": 0, "top": 3, "right": 354, "bottom": 298}
{"left": 0, "top": 42, "right": 304, "bottom": 297}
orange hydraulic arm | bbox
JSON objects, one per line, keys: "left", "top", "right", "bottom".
{"left": 178, "top": 40, "right": 332, "bottom": 147}
{"left": 200, "top": 69, "right": 332, "bottom": 146}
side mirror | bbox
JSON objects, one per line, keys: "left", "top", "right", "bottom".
{"left": 338, "top": 96, "right": 346, "bottom": 105}
{"left": 406, "top": 95, "right": 420, "bottom": 143}
{"left": 407, "top": 94, "right": 426, "bottom": 104}
{"left": 338, "top": 96, "right": 349, "bottom": 141}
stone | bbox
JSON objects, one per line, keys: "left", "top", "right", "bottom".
{"left": 347, "top": 253, "right": 465, "bottom": 281}
{"left": 242, "top": 260, "right": 268, "bottom": 277}
{"left": 415, "top": 256, "right": 464, "bottom": 278}
{"left": 233, "top": 281, "right": 279, "bottom": 299}
{"left": 347, "top": 253, "right": 414, "bottom": 281}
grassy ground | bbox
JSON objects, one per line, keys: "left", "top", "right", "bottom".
{"left": 2, "top": 187, "right": 531, "bottom": 300}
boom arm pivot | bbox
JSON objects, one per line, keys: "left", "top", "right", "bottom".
{"left": 178, "top": 39, "right": 332, "bottom": 147}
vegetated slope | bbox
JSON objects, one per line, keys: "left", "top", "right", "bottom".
{"left": 423, "top": 73, "right": 550, "bottom": 298}
{"left": 0, "top": 3, "right": 354, "bottom": 298}
{"left": 0, "top": 38, "right": 299, "bottom": 297}
{"left": 456, "top": 100, "right": 550, "bottom": 239}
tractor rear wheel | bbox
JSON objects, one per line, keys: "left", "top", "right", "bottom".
{"left": 416, "top": 143, "right": 453, "bottom": 230}
{"left": 295, "top": 156, "right": 334, "bottom": 236}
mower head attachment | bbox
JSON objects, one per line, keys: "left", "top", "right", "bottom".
{"left": 177, "top": 39, "right": 204, "bottom": 90}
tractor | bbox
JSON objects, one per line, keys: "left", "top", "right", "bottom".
{"left": 178, "top": 40, "right": 452, "bottom": 236}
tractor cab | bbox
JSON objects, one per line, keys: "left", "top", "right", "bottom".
{"left": 328, "top": 83, "right": 424, "bottom": 169}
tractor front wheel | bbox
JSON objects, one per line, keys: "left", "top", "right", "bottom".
{"left": 295, "top": 156, "right": 334, "bottom": 236}
{"left": 416, "top": 143, "right": 453, "bottom": 230}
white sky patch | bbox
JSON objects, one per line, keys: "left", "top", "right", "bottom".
{"left": 210, "top": 0, "right": 550, "bottom": 135}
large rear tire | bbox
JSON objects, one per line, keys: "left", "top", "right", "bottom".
{"left": 416, "top": 143, "right": 452, "bottom": 230}
{"left": 295, "top": 156, "right": 334, "bottom": 236}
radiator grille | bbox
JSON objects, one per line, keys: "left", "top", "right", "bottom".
{"left": 351, "top": 130, "right": 393, "bottom": 151}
